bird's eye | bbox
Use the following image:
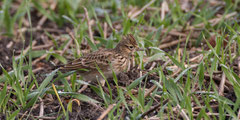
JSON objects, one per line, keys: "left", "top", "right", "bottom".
{"left": 128, "top": 46, "right": 134, "bottom": 49}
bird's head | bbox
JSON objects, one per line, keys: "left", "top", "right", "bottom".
{"left": 114, "top": 34, "right": 142, "bottom": 56}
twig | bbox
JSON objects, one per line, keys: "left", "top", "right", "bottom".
{"left": 162, "top": 59, "right": 171, "bottom": 69}
{"left": 187, "top": 12, "right": 237, "bottom": 30}
{"left": 126, "top": 87, "right": 162, "bottom": 99}
{"left": 7, "top": 41, "right": 13, "bottom": 48}
{"left": 19, "top": 111, "right": 28, "bottom": 120}
{"left": 149, "top": 62, "right": 156, "bottom": 70}
{"left": 218, "top": 72, "right": 226, "bottom": 96}
{"left": 192, "top": 71, "right": 232, "bottom": 89}
{"left": 69, "top": 32, "right": 81, "bottom": 56}
{"left": 97, "top": 104, "right": 116, "bottom": 120}
{"left": 189, "top": 54, "right": 203, "bottom": 63}
{"left": 159, "top": 38, "right": 186, "bottom": 49}
{"left": 104, "top": 22, "right": 107, "bottom": 39}
{"left": 32, "top": 43, "right": 53, "bottom": 50}
{"left": 161, "top": 0, "right": 169, "bottom": 21}
{"left": 39, "top": 97, "right": 44, "bottom": 120}
{"left": 161, "top": 36, "right": 172, "bottom": 44}
{"left": 144, "top": 85, "right": 157, "bottom": 98}
{"left": 209, "top": 1, "right": 225, "bottom": 6}
{"left": 71, "top": 99, "right": 81, "bottom": 106}
{"left": 16, "top": 42, "right": 53, "bottom": 53}
{"left": 128, "top": 7, "right": 138, "bottom": 18}
{"left": 213, "top": 71, "right": 223, "bottom": 74}
{"left": 129, "top": 0, "right": 156, "bottom": 19}
{"left": 88, "top": 101, "right": 105, "bottom": 112}
{"left": 176, "top": 104, "right": 190, "bottom": 120}
{"left": 140, "top": 70, "right": 143, "bottom": 77}
{"left": 203, "top": 73, "right": 231, "bottom": 87}
{"left": 18, "top": 113, "right": 56, "bottom": 120}
{"left": 142, "top": 26, "right": 187, "bottom": 37}
{"left": 140, "top": 99, "right": 168, "bottom": 118}
{"left": 32, "top": 67, "right": 44, "bottom": 73}
{"left": 78, "top": 84, "right": 89, "bottom": 93}
{"left": 22, "top": 17, "right": 30, "bottom": 27}
{"left": 193, "top": 112, "right": 231, "bottom": 117}
{"left": 35, "top": 116, "right": 57, "bottom": 120}
{"left": 180, "top": 0, "right": 190, "bottom": 12}
{"left": 83, "top": 7, "right": 95, "bottom": 43}
{"left": 16, "top": 40, "right": 37, "bottom": 59}
{"left": 18, "top": 27, "right": 66, "bottom": 34}
{"left": 36, "top": 1, "right": 57, "bottom": 29}
{"left": 32, "top": 54, "right": 47, "bottom": 65}
{"left": 193, "top": 105, "right": 218, "bottom": 110}
{"left": 54, "top": 36, "right": 73, "bottom": 64}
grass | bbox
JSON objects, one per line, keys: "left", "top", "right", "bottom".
{"left": 0, "top": 0, "right": 240, "bottom": 119}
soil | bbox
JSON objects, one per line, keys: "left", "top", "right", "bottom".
{"left": 0, "top": 4, "right": 238, "bottom": 120}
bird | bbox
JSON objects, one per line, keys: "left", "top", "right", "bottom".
{"left": 60, "top": 34, "right": 143, "bottom": 86}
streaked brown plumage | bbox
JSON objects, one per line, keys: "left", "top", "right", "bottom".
{"left": 60, "top": 34, "right": 141, "bottom": 84}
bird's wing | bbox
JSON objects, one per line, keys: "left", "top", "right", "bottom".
{"left": 61, "top": 50, "right": 113, "bottom": 71}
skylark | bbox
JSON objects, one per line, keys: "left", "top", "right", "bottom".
{"left": 60, "top": 34, "right": 142, "bottom": 85}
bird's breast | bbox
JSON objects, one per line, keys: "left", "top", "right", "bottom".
{"left": 111, "top": 55, "right": 129, "bottom": 73}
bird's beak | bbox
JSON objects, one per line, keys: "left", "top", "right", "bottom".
{"left": 136, "top": 47, "right": 145, "bottom": 51}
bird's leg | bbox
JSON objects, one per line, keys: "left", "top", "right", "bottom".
{"left": 78, "top": 78, "right": 91, "bottom": 93}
